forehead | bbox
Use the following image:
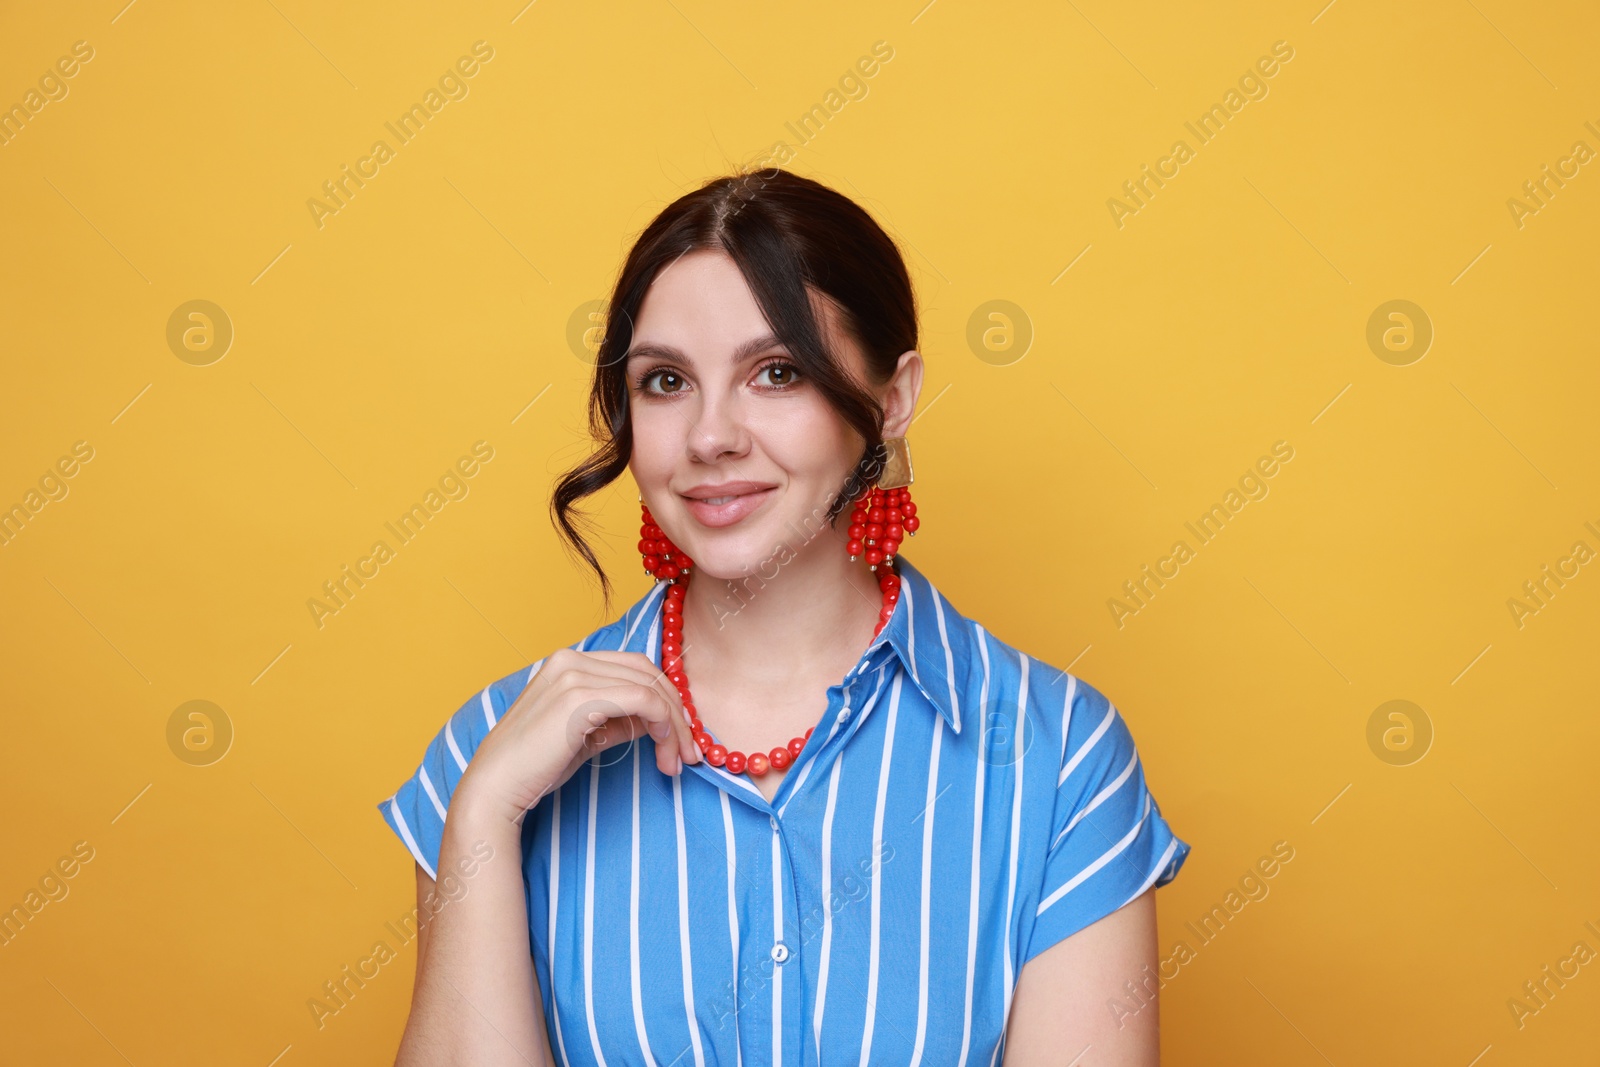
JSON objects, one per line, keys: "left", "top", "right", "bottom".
{"left": 630, "top": 250, "right": 769, "bottom": 351}
{"left": 628, "top": 249, "right": 855, "bottom": 366}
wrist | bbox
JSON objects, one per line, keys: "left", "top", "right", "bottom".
{"left": 446, "top": 771, "right": 534, "bottom": 842}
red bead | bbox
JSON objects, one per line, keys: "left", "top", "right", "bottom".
{"left": 746, "top": 753, "right": 770, "bottom": 776}
{"left": 848, "top": 524, "right": 865, "bottom": 539}
{"left": 865, "top": 523, "right": 884, "bottom": 540}
{"left": 707, "top": 744, "right": 728, "bottom": 767}
{"left": 695, "top": 732, "right": 713, "bottom": 752}
{"left": 846, "top": 539, "right": 864, "bottom": 555}
{"left": 868, "top": 506, "right": 887, "bottom": 523}
{"left": 788, "top": 737, "right": 805, "bottom": 759}
{"left": 769, "top": 747, "right": 791, "bottom": 770}
{"left": 668, "top": 671, "right": 686, "bottom": 687}
{"left": 805, "top": 726, "right": 813, "bottom": 739}
{"left": 689, "top": 716, "right": 703, "bottom": 732}
{"left": 725, "top": 751, "right": 746, "bottom": 774}
{"left": 904, "top": 515, "right": 920, "bottom": 532}
{"left": 643, "top": 555, "right": 661, "bottom": 571}
{"left": 865, "top": 547, "right": 883, "bottom": 565}
{"left": 902, "top": 502, "right": 917, "bottom": 517}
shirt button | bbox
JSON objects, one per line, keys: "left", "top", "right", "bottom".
{"left": 769, "top": 817, "right": 779, "bottom": 832}
{"left": 839, "top": 706, "right": 852, "bottom": 722}
{"left": 771, "top": 942, "right": 790, "bottom": 964}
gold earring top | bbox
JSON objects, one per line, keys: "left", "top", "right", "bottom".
{"left": 877, "top": 435, "right": 913, "bottom": 490}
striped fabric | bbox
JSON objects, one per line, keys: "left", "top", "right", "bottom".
{"left": 379, "top": 552, "right": 1190, "bottom": 1065}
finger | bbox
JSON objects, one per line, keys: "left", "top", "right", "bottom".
{"left": 580, "top": 650, "right": 700, "bottom": 764}
{"left": 590, "top": 714, "right": 683, "bottom": 777}
{"left": 565, "top": 684, "right": 683, "bottom": 775}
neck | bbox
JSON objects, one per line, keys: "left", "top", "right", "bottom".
{"left": 679, "top": 524, "right": 884, "bottom": 691}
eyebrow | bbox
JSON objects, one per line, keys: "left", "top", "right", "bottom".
{"left": 624, "top": 334, "right": 787, "bottom": 371}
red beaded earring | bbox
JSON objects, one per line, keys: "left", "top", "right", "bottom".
{"left": 845, "top": 434, "right": 919, "bottom": 567}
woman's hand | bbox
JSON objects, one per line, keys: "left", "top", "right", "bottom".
{"left": 452, "top": 648, "right": 703, "bottom": 827}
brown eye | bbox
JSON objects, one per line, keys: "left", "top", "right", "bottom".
{"left": 637, "top": 368, "right": 687, "bottom": 395}
{"left": 755, "top": 361, "right": 801, "bottom": 389}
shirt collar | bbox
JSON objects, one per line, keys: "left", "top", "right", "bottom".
{"left": 625, "top": 550, "right": 972, "bottom": 736}
{"left": 865, "top": 552, "right": 971, "bottom": 735}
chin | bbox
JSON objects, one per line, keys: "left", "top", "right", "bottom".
{"left": 671, "top": 510, "right": 815, "bottom": 581}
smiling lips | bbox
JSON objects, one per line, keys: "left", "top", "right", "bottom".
{"left": 679, "top": 482, "right": 777, "bottom": 528}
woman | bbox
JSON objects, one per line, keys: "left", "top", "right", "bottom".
{"left": 378, "top": 168, "right": 1190, "bottom": 1066}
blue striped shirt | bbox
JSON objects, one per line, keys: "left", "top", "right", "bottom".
{"left": 379, "top": 552, "right": 1190, "bottom": 1066}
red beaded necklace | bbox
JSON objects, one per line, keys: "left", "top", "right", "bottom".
{"left": 639, "top": 486, "right": 911, "bottom": 778}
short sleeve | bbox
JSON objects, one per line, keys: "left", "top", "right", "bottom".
{"left": 376, "top": 660, "right": 538, "bottom": 880}
{"left": 1023, "top": 677, "right": 1190, "bottom": 965}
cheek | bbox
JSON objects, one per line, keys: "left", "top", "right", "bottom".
{"left": 629, "top": 408, "right": 679, "bottom": 482}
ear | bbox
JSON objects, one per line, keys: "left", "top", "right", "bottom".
{"left": 880, "top": 350, "right": 924, "bottom": 438}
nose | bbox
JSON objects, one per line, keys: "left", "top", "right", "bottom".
{"left": 684, "top": 390, "right": 751, "bottom": 465}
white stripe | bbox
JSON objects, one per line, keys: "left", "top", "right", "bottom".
{"left": 481, "top": 686, "right": 497, "bottom": 729}
{"left": 720, "top": 791, "right": 742, "bottom": 1067}
{"left": 1051, "top": 749, "right": 1140, "bottom": 851}
{"left": 770, "top": 826, "right": 783, "bottom": 1067}
{"left": 699, "top": 758, "right": 768, "bottom": 802}
{"left": 812, "top": 755, "right": 845, "bottom": 1056}
{"left": 624, "top": 582, "right": 666, "bottom": 650}
{"left": 673, "top": 772, "right": 705, "bottom": 1067}
{"left": 628, "top": 746, "right": 659, "bottom": 1065}
{"left": 418, "top": 765, "right": 447, "bottom": 821}
{"left": 993, "top": 644, "right": 1028, "bottom": 1066}
{"left": 902, "top": 565, "right": 925, "bottom": 695}
{"left": 445, "top": 720, "right": 468, "bottom": 773}
{"left": 1119, "top": 837, "right": 1180, "bottom": 909}
{"left": 909, "top": 711, "right": 944, "bottom": 1067}
{"left": 1058, "top": 702, "right": 1115, "bottom": 789}
{"left": 548, "top": 790, "right": 573, "bottom": 1067}
{"left": 931, "top": 589, "right": 963, "bottom": 732}
{"left": 956, "top": 642, "right": 992, "bottom": 1067}
{"left": 1058, "top": 675, "right": 1078, "bottom": 766}
{"left": 857, "top": 669, "right": 903, "bottom": 1067}
{"left": 583, "top": 759, "right": 610, "bottom": 1067}
{"left": 1038, "top": 793, "right": 1155, "bottom": 915}
{"left": 387, "top": 796, "right": 436, "bottom": 880}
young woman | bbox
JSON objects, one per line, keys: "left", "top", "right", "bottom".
{"left": 378, "top": 168, "right": 1190, "bottom": 1066}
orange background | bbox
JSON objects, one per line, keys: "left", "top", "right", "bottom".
{"left": 2, "top": 1, "right": 1597, "bottom": 1063}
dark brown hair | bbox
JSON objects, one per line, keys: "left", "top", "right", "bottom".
{"left": 550, "top": 167, "right": 919, "bottom": 612}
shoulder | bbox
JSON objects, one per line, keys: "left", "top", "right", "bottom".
{"left": 375, "top": 579, "right": 668, "bottom": 875}
{"left": 445, "top": 579, "right": 669, "bottom": 749}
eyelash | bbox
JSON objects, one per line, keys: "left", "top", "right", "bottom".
{"left": 633, "top": 358, "right": 802, "bottom": 397}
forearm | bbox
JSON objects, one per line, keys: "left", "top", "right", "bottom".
{"left": 398, "top": 798, "right": 547, "bottom": 1067}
